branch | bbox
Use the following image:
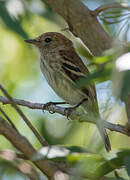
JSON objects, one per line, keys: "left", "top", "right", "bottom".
{"left": 40, "top": 0, "right": 130, "bottom": 146}
{"left": 0, "top": 106, "right": 18, "bottom": 131}
{"left": 0, "top": 84, "right": 48, "bottom": 147}
{"left": 0, "top": 150, "right": 40, "bottom": 180}
{"left": 42, "top": 0, "right": 112, "bottom": 56}
{"left": 124, "top": 94, "right": 130, "bottom": 129}
{"left": 0, "top": 95, "right": 130, "bottom": 137}
{"left": 0, "top": 116, "right": 58, "bottom": 179}
{"left": 92, "top": 3, "right": 130, "bottom": 16}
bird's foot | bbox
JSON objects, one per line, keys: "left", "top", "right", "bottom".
{"left": 42, "top": 101, "right": 68, "bottom": 114}
{"left": 64, "top": 98, "right": 88, "bottom": 119}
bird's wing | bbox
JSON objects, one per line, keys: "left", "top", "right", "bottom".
{"left": 59, "top": 49, "right": 96, "bottom": 100}
{"left": 60, "top": 49, "right": 111, "bottom": 152}
{"left": 59, "top": 49, "right": 89, "bottom": 74}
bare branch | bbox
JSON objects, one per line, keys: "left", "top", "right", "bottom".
{"left": 0, "top": 95, "right": 130, "bottom": 137}
{"left": 0, "top": 106, "right": 18, "bottom": 131}
{"left": 92, "top": 3, "right": 130, "bottom": 16}
{"left": 0, "top": 84, "right": 48, "bottom": 147}
{"left": 0, "top": 116, "right": 59, "bottom": 178}
{"left": 41, "top": 0, "right": 130, "bottom": 148}
{"left": 42, "top": 0, "right": 112, "bottom": 56}
{"left": 0, "top": 150, "right": 40, "bottom": 180}
{"left": 0, "top": 95, "right": 66, "bottom": 115}
{"left": 124, "top": 94, "right": 130, "bottom": 130}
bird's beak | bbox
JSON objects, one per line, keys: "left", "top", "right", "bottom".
{"left": 24, "top": 39, "right": 40, "bottom": 45}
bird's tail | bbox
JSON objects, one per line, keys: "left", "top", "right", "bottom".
{"left": 96, "top": 120, "right": 111, "bottom": 152}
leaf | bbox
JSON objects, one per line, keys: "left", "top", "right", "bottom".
{"left": 32, "top": 147, "right": 130, "bottom": 179}
{"left": 106, "top": 178, "right": 126, "bottom": 180}
{"left": 120, "top": 70, "right": 130, "bottom": 101}
{"left": 73, "top": 53, "right": 115, "bottom": 90}
{"left": 65, "top": 146, "right": 87, "bottom": 153}
{"left": 124, "top": 156, "right": 130, "bottom": 177}
{"left": 0, "top": 1, "right": 28, "bottom": 38}
{"left": 74, "top": 66, "right": 112, "bottom": 89}
{"left": 93, "top": 55, "right": 112, "bottom": 64}
{"left": 93, "top": 150, "right": 130, "bottom": 179}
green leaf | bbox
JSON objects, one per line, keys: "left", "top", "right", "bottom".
{"left": 93, "top": 55, "right": 113, "bottom": 64}
{"left": 0, "top": 1, "right": 28, "bottom": 38}
{"left": 93, "top": 150, "right": 130, "bottom": 179}
{"left": 66, "top": 149, "right": 130, "bottom": 179}
{"left": 106, "top": 178, "right": 126, "bottom": 180}
{"left": 32, "top": 147, "right": 130, "bottom": 179}
{"left": 120, "top": 70, "right": 130, "bottom": 101}
{"left": 124, "top": 156, "right": 130, "bottom": 177}
{"left": 74, "top": 66, "right": 112, "bottom": 89}
{"left": 73, "top": 53, "right": 115, "bottom": 90}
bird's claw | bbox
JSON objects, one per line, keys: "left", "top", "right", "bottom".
{"left": 64, "top": 99, "right": 88, "bottom": 119}
{"left": 64, "top": 106, "right": 77, "bottom": 120}
{"left": 42, "top": 102, "right": 55, "bottom": 114}
{"left": 42, "top": 101, "right": 67, "bottom": 114}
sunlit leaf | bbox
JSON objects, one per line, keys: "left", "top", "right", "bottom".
{"left": 92, "top": 55, "right": 113, "bottom": 64}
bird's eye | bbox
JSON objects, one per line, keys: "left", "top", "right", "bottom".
{"left": 45, "top": 37, "right": 52, "bottom": 43}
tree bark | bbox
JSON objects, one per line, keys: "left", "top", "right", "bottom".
{"left": 0, "top": 116, "right": 58, "bottom": 179}
{"left": 42, "top": 0, "right": 130, "bottom": 126}
{"left": 42, "top": 0, "right": 112, "bottom": 56}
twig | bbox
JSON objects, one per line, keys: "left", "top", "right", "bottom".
{"left": 0, "top": 95, "right": 130, "bottom": 137}
{"left": 0, "top": 116, "right": 58, "bottom": 178}
{"left": 114, "top": 170, "right": 120, "bottom": 178}
{"left": 16, "top": 153, "right": 29, "bottom": 160}
{"left": 0, "top": 149, "right": 40, "bottom": 180}
{"left": 0, "top": 84, "right": 48, "bottom": 147}
{"left": 0, "top": 106, "right": 18, "bottom": 132}
{"left": 103, "top": 121, "right": 129, "bottom": 136}
{"left": 92, "top": 3, "right": 130, "bottom": 16}
{"left": 42, "top": 0, "right": 112, "bottom": 56}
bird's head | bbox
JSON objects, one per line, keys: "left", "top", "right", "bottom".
{"left": 25, "top": 32, "right": 73, "bottom": 53}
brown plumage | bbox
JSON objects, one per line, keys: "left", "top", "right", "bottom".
{"left": 25, "top": 32, "right": 111, "bottom": 152}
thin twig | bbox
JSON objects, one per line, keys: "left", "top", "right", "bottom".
{"left": 0, "top": 95, "right": 66, "bottom": 115}
{"left": 16, "top": 153, "right": 29, "bottom": 160}
{"left": 0, "top": 106, "right": 18, "bottom": 132}
{"left": 0, "top": 116, "right": 58, "bottom": 178}
{"left": 0, "top": 149, "right": 40, "bottom": 180}
{"left": 0, "top": 85, "right": 49, "bottom": 147}
{"left": 0, "top": 95, "right": 130, "bottom": 137}
{"left": 92, "top": 3, "right": 130, "bottom": 16}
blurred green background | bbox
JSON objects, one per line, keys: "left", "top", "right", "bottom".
{"left": 0, "top": 0, "right": 130, "bottom": 179}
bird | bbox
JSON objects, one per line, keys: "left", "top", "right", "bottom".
{"left": 25, "top": 32, "right": 111, "bottom": 152}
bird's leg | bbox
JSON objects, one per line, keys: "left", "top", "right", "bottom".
{"left": 65, "top": 98, "right": 88, "bottom": 119}
{"left": 73, "top": 98, "right": 88, "bottom": 109}
{"left": 42, "top": 101, "right": 68, "bottom": 114}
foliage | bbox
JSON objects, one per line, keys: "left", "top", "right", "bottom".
{"left": 0, "top": 0, "right": 130, "bottom": 179}
{"left": 33, "top": 147, "right": 130, "bottom": 179}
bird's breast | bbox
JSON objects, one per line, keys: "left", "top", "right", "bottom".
{"left": 40, "top": 56, "right": 85, "bottom": 105}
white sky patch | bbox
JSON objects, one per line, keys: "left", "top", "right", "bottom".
{"left": 6, "top": 0, "right": 24, "bottom": 18}
{"left": 115, "top": 53, "right": 130, "bottom": 71}
{"left": 32, "top": 146, "right": 70, "bottom": 161}
{"left": 39, "top": 146, "right": 70, "bottom": 158}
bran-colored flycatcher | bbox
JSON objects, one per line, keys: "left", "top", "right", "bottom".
{"left": 25, "top": 32, "right": 111, "bottom": 151}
